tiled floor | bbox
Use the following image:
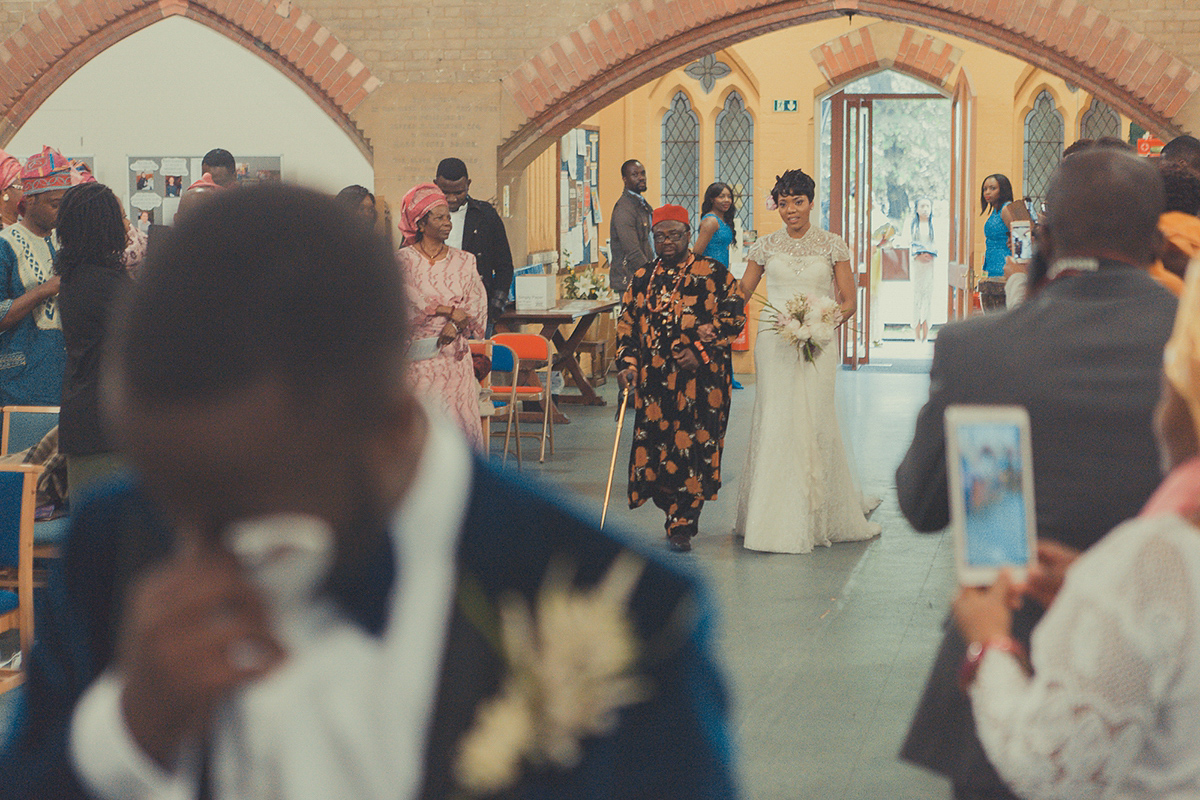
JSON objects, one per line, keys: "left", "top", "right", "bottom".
{"left": 502, "top": 356, "right": 954, "bottom": 799}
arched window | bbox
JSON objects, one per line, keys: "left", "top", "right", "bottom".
{"left": 661, "top": 91, "right": 700, "bottom": 224}
{"left": 1079, "top": 97, "right": 1121, "bottom": 140}
{"left": 1023, "top": 90, "right": 1064, "bottom": 210}
{"left": 715, "top": 90, "right": 754, "bottom": 232}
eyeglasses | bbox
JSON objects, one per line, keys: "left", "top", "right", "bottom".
{"left": 652, "top": 230, "right": 687, "bottom": 243}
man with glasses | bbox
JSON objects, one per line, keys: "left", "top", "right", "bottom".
{"left": 615, "top": 205, "right": 745, "bottom": 552}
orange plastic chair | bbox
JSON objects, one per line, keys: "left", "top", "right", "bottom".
{"left": 490, "top": 333, "right": 555, "bottom": 462}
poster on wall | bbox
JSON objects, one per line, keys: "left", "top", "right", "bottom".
{"left": 559, "top": 128, "right": 600, "bottom": 268}
{"left": 127, "top": 155, "right": 282, "bottom": 228}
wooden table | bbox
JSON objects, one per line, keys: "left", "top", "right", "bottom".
{"left": 496, "top": 299, "right": 620, "bottom": 407}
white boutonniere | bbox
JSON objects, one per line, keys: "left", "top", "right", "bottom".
{"left": 454, "top": 551, "right": 651, "bottom": 796}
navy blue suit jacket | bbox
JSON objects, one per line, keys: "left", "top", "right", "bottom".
{"left": 0, "top": 458, "right": 737, "bottom": 799}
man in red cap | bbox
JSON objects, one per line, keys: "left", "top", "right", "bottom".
{"left": 615, "top": 204, "right": 745, "bottom": 551}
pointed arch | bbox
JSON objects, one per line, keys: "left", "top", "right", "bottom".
{"left": 661, "top": 90, "right": 700, "bottom": 224}
{"left": 0, "top": 0, "right": 380, "bottom": 159}
{"left": 1079, "top": 97, "right": 1122, "bottom": 140}
{"left": 1024, "top": 89, "right": 1065, "bottom": 207}
{"left": 714, "top": 90, "right": 754, "bottom": 232}
{"left": 499, "top": 0, "right": 1200, "bottom": 172}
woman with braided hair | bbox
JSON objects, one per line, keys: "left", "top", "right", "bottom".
{"left": 55, "top": 181, "right": 133, "bottom": 492}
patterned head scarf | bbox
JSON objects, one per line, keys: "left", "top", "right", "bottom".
{"left": 0, "top": 149, "right": 20, "bottom": 192}
{"left": 1164, "top": 253, "right": 1200, "bottom": 442}
{"left": 398, "top": 183, "right": 448, "bottom": 247}
{"left": 21, "top": 146, "right": 73, "bottom": 196}
{"left": 69, "top": 159, "right": 96, "bottom": 185}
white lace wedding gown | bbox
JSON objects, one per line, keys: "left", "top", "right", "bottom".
{"left": 735, "top": 227, "right": 881, "bottom": 554}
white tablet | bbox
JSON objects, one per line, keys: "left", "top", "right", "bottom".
{"left": 945, "top": 404, "right": 1037, "bottom": 586}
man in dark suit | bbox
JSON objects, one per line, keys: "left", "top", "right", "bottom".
{"left": 0, "top": 185, "right": 736, "bottom": 800}
{"left": 896, "top": 149, "right": 1177, "bottom": 799}
{"left": 609, "top": 159, "right": 654, "bottom": 294}
{"left": 434, "top": 157, "right": 515, "bottom": 329}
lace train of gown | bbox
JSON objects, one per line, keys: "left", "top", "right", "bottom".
{"left": 735, "top": 227, "right": 881, "bottom": 554}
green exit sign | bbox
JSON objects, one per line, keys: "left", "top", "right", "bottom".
{"left": 774, "top": 100, "right": 798, "bottom": 112}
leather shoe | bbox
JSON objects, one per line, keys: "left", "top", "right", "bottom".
{"left": 668, "top": 532, "right": 692, "bottom": 552}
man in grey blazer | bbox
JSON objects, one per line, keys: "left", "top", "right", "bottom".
{"left": 609, "top": 159, "right": 654, "bottom": 293}
{"left": 896, "top": 149, "right": 1178, "bottom": 799}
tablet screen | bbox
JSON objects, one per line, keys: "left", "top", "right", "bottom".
{"left": 955, "top": 421, "right": 1031, "bottom": 567}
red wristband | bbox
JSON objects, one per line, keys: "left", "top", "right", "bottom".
{"left": 959, "top": 636, "right": 1028, "bottom": 689}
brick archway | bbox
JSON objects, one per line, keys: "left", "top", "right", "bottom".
{"left": 0, "top": 0, "right": 381, "bottom": 159}
{"left": 812, "top": 22, "right": 962, "bottom": 92}
{"left": 500, "top": 0, "right": 1200, "bottom": 171}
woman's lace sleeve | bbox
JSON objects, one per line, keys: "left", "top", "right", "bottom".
{"left": 830, "top": 235, "right": 851, "bottom": 263}
{"left": 747, "top": 235, "right": 768, "bottom": 266}
{"left": 968, "top": 517, "right": 1194, "bottom": 800}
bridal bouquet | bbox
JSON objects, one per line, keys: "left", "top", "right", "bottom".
{"left": 762, "top": 292, "right": 842, "bottom": 363}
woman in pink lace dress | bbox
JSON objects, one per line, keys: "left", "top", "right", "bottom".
{"left": 396, "top": 182, "right": 487, "bottom": 449}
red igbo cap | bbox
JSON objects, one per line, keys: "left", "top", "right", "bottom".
{"left": 652, "top": 204, "right": 689, "bottom": 228}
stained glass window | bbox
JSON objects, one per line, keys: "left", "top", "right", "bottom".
{"left": 1023, "top": 90, "right": 1064, "bottom": 210}
{"left": 715, "top": 90, "right": 754, "bottom": 232}
{"left": 1079, "top": 97, "right": 1121, "bottom": 141}
{"left": 661, "top": 91, "right": 700, "bottom": 225}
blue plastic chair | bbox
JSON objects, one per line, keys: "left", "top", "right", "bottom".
{"left": 489, "top": 344, "right": 521, "bottom": 465}
{"left": 0, "top": 465, "right": 39, "bottom": 670}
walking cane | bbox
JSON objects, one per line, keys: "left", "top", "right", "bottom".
{"left": 601, "top": 385, "right": 631, "bottom": 530}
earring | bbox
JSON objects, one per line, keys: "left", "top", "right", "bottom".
{"left": 2, "top": 194, "right": 8, "bottom": 203}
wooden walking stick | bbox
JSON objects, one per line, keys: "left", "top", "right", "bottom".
{"left": 601, "top": 385, "right": 631, "bottom": 530}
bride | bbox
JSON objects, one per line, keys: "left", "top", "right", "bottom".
{"left": 735, "top": 168, "right": 881, "bottom": 553}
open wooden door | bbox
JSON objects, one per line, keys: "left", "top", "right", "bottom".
{"left": 828, "top": 92, "right": 873, "bottom": 368}
{"left": 947, "top": 70, "right": 976, "bottom": 321}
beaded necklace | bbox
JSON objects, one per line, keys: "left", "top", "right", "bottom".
{"left": 646, "top": 253, "right": 694, "bottom": 313}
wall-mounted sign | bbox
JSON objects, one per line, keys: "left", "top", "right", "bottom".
{"left": 1136, "top": 135, "right": 1165, "bottom": 157}
{"left": 774, "top": 100, "right": 799, "bottom": 112}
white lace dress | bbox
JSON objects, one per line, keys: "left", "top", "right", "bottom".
{"left": 969, "top": 513, "right": 1200, "bottom": 800}
{"left": 734, "top": 227, "right": 881, "bottom": 553}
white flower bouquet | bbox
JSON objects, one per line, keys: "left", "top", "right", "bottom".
{"left": 762, "top": 292, "right": 843, "bottom": 362}
{"left": 563, "top": 265, "right": 618, "bottom": 301}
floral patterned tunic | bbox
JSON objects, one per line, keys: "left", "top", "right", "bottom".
{"left": 398, "top": 245, "right": 487, "bottom": 449}
{"left": 616, "top": 253, "right": 745, "bottom": 508}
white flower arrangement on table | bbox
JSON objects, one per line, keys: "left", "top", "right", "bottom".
{"left": 759, "top": 292, "right": 843, "bottom": 363}
{"left": 454, "top": 551, "right": 651, "bottom": 796}
{"left": 562, "top": 265, "right": 618, "bottom": 302}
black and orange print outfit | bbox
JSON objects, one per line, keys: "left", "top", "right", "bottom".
{"left": 616, "top": 252, "right": 746, "bottom": 538}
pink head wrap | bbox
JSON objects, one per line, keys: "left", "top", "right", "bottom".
{"left": 398, "top": 182, "right": 448, "bottom": 246}
{"left": 69, "top": 159, "right": 96, "bottom": 185}
{"left": 0, "top": 149, "right": 20, "bottom": 191}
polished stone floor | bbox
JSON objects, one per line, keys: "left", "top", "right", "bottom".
{"left": 501, "top": 346, "right": 953, "bottom": 799}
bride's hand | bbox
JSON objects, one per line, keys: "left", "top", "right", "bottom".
{"left": 696, "top": 323, "right": 717, "bottom": 343}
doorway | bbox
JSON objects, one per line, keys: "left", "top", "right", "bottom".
{"left": 820, "top": 71, "right": 953, "bottom": 367}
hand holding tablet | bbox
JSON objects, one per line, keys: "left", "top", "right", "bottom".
{"left": 945, "top": 405, "right": 1037, "bottom": 587}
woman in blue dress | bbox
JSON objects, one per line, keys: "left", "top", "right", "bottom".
{"left": 981, "top": 174, "right": 1031, "bottom": 276}
{"left": 979, "top": 173, "right": 1031, "bottom": 311}
{"left": 693, "top": 182, "right": 744, "bottom": 389}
